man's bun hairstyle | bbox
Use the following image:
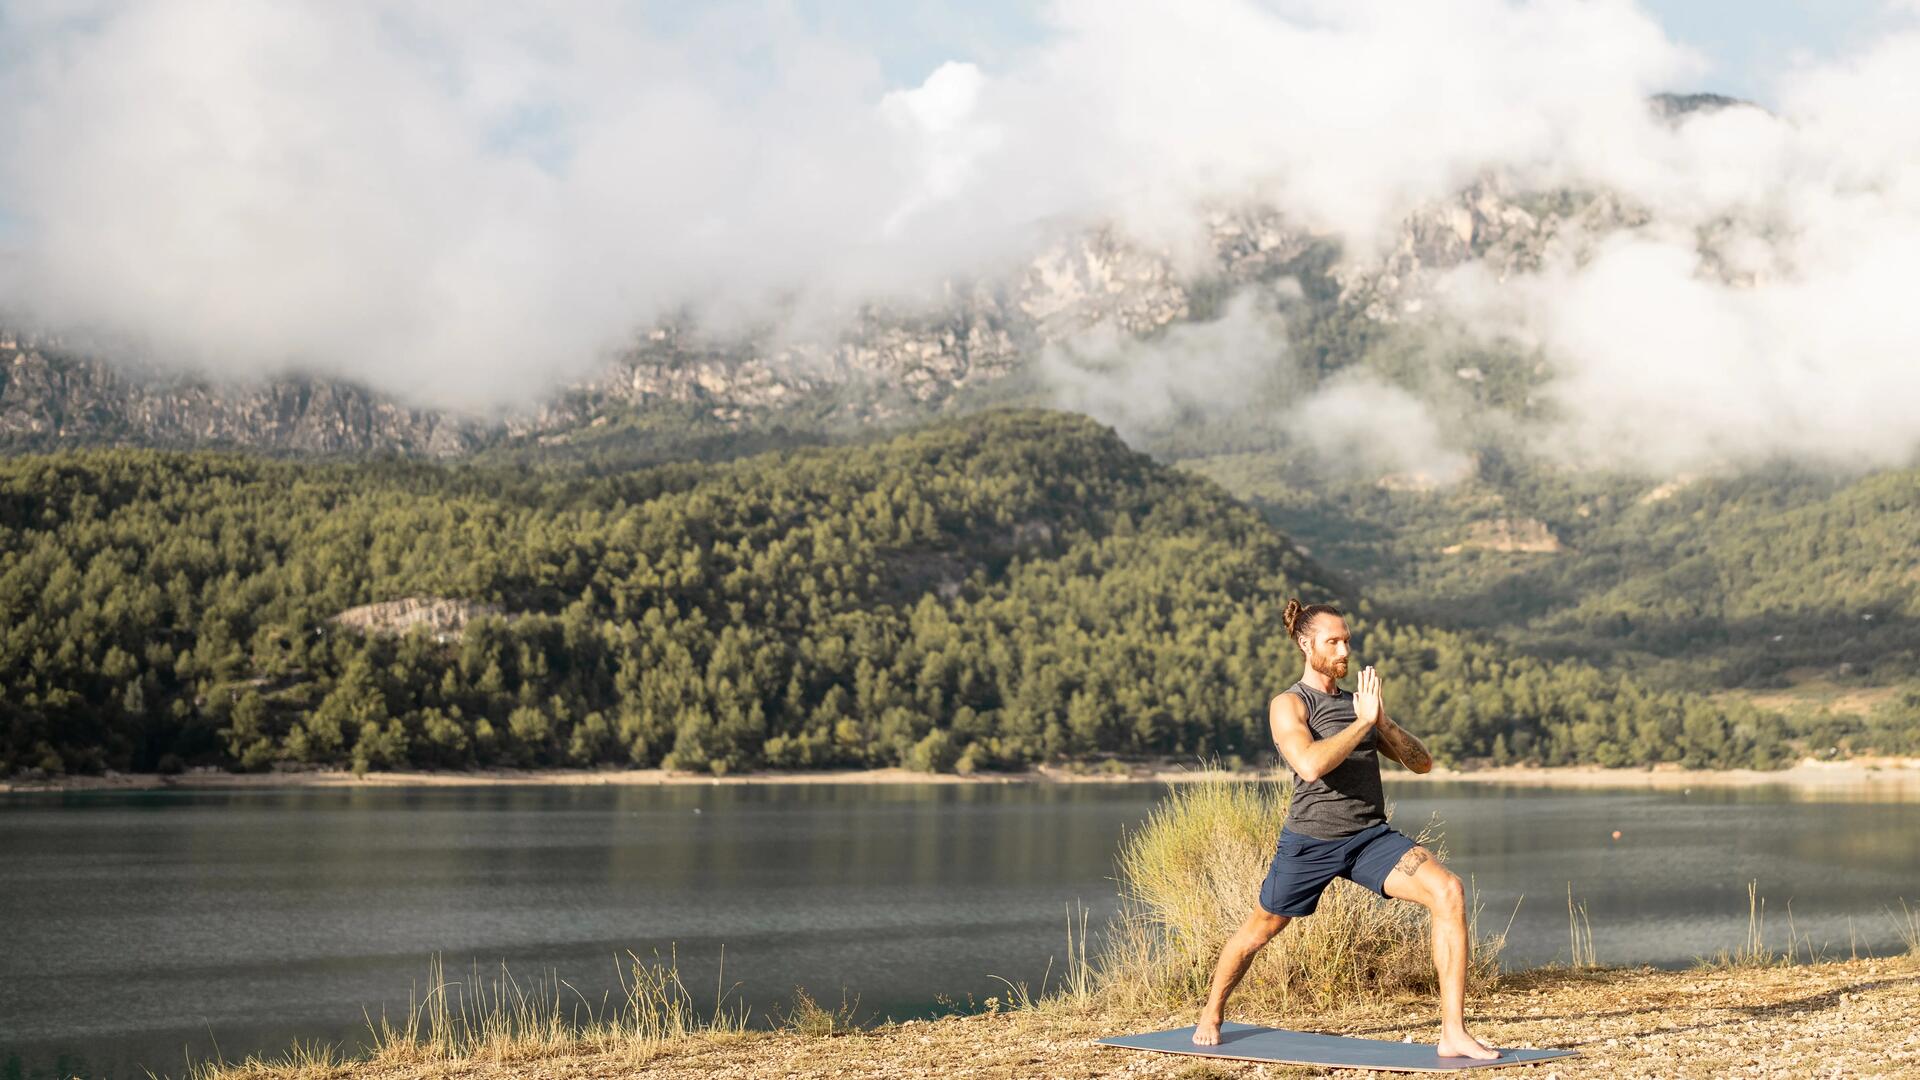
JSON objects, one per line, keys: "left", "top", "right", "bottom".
{"left": 1283, "top": 597, "right": 1343, "bottom": 650}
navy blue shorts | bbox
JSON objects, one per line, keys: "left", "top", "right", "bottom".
{"left": 1258, "top": 822, "right": 1419, "bottom": 917}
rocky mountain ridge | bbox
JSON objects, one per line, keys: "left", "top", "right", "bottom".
{"left": 1, "top": 95, "right": 1742, "bottom": 458}
{"left": 0, "top": 189, "right": 1602, "bottom": 456}
{"left": 0, "top": 332, "right": 487, "bottom": 455}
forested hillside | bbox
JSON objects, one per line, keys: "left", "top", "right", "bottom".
{"left": 2, "top": 410, "right": 1801, "bottom": 777}
{"left": 1186, "top": 454, "right": 1920, "bottom": 678}
{"left": 1181, "top": 452, "right": 1920, "bottom": 758}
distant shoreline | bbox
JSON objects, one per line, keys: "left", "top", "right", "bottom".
{"left": 1398, "top": 757, "right": 1920, "bottom": 796}
{"left": 7, "top": 756, "right": 1920, "bottom": 796}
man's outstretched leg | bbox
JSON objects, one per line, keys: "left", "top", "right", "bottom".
{"left": 1193, "top": 909, "right": 1291, "bottom": 1045}
{"left": 1383, "top": 847, "right": 1497, "bottom": 1059}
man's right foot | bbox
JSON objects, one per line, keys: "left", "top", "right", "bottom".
{"left": 1437, "top": 1029, "right": 1499, "bottom": 1060}
{"left": 1193, "top": 1007, "right": 1223, "bottom": 1045}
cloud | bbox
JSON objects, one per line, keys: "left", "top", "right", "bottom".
{"left": 0, "top": 0, "right": 1915, "bottom": 478}
{"left": 1005, "top": 0, "right": 1696, "bottom": 249}
{"left": 1443, "top": 232, "right": 1920, "bottom": 472}
{"left": 878, "top": 61, "right": 1001, "bottom": 236}
{"left": 0, "top": 2, "right": 952, "bottom": 409}
{"left": 1432, "top": 29, "right": 1920, "bottom": 473}
{"left": 0, "top": 0, "right": 1692, "bottom": 411}
{"left": 1289, "top": 372, "right": 1474, "bottom": 486}
{"left": 1043, "top": 285, "right": 1472, "bottom": 486}
{"left": 1039, "top": 290, "right": 1293, "bottom": 436}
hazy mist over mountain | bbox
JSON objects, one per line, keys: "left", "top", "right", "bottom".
{"left": 3, "top": 1, "right": 1920, "bottom": 474}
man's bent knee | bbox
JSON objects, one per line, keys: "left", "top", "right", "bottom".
{"left": 1385, "top": 849, "right": 1466, "bottom": 914}
{"left": 1244, "top": 910, "right": 1291, "bottom": 945}
{"left": 1429, "top": 871, "right": 1466, "bottom": 918}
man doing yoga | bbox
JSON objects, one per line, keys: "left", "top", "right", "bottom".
{"left": 1193, "top": 598, "right": 1496, "bottom": 1060}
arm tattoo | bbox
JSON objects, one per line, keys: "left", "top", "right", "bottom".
{"left": 1380, "top": 716, "right": 1432, "bottom": 771}
{"left": 1401, "top": 741, "right": 1432, "bottom": 772}
{"left": 1394, "top": 847, "right": 1432, "bottom": 877}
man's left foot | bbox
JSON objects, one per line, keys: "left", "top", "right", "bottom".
{"left": 1437, "top": 1030, "right": 1499, "bottom": 1060}
{"left": 1192, "top": 1006, "right": 1223, "bottom": 1046}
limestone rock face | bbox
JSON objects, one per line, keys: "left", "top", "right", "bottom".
{"left": 1205, "top": 205, "right": 1316, "bottom": 279}
{"left": 1440, "top": 517, "right": 1564, "bottom": 555}
{"left": 1637, "top": 475, "right": 1701, "bottom": 505}
{"left": 330, "top": 597, "right": 504, "bottom": 641}
{"left": 1019, "top": 226, "right": 1190, "bottom": 336}
{"left": 1335, "top": 179, "right": 1650, "bottom": 320}
{"left": 1, "top": 335, "right": 486, "bottom": 456}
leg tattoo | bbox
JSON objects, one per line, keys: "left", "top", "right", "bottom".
{"left": 1394, "top": 846, "right": 1432, "bottom": 877}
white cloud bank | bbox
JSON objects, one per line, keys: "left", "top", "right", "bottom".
{"left": 1043, "top": 288, "right": 1473, "bottom": 485}
{"left": 0, "top": 0, "right": 1916, "bottom": 473}
{"left": 1438, "top": 22, "right": 1920, "bottom": 472}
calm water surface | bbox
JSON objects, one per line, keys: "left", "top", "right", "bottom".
{"left": 3, "top": 782, "right": 1917, "bottom": 1077}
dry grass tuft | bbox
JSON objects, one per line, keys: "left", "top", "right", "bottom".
{"left": 1567, "top": 884, "right": 1600, "bottom": 969}
{"left": 172, "top": 1039, "right": 349, "bottom": 1080}
{"left": 181, "top": 949, "right": 750, "bottom": 1079}
{"left": 362, "top": 945, "right": 752, "bottom": 1053}
{"left": 1696, "top": 881, "right": 1790, "bottom": 969}
{"left": 775, "top": 986, "right": 862, "bottom": 1037}
{"left": 1890, "top": 899, "right": 1920, "bottom": 956}
{"left": 1092, "top": 769, "right": 1503, "bottom": 1014}
{"left": 361, "top": 949, "right": 748, "bottom": 1065}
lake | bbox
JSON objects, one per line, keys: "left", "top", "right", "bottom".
{"left": 3, "top": 781, "right": 1917, "bottom": 1077}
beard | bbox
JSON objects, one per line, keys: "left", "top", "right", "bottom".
{"left": 1311, "top": 654, "right": 1349, "bottom": 680}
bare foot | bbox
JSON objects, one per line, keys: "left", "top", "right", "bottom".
{"left": 1437, "top": 1029, "right": 1499, "bottom": 1060}
{"left": 1192, "top": 1006, "right": 1223, "bottom": 1046}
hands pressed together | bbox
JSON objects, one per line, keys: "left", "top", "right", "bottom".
{"left": 1353, "top": 664, "right": 1384, "bottom": 727}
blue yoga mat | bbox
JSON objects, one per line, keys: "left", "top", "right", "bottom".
{"left": 1097, "top": 1022, "right": 1578, "bottom": 1072}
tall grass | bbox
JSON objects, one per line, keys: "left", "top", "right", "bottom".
{"left": 1697, "top": 881, "right": 1784, "bottom": 968}
{"left": 1695, "top": 881, "right": 1833, "bottom": 967}
{"left": 1888, "top": 899, "right": 1920, "bottom": 956}
{"left": 1687, "top": 883, "right": 1920, "bottom": 970}
{"left": 184, "top": 949, "right": 750, "bottom": 1079}
{"left": 1055, "top": 900, "right": 1097, "bottom": 1007}
{"left": 370, "top": 948, "right": 748, "bottom": 1063}
{"left": 985, "top": 900, "right": 1099, "bottom": 1016}
{"left": 1566, "top": 885, "right": 1599, "bottom": 969}
{"left": 1092, "top": 771, "right": 1503, "bottom": 1014}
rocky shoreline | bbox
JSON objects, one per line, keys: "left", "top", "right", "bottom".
{"left": 8, "top": 756, "right": 1920, "bottom": 797}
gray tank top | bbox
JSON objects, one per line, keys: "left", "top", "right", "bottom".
{"left": 1280, "top": 680, "right": 1387, "bottom": 840}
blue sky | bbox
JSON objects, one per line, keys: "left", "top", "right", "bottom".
{"left": 1638, "top": 0, "right": 1898, "bottom": 103}
{"left": 794, "top": 0, "right": 1901, "bottom": 106}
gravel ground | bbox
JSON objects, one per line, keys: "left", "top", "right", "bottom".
{"left": 216, "top": 956, "right": 1920, "bottom": 1080}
